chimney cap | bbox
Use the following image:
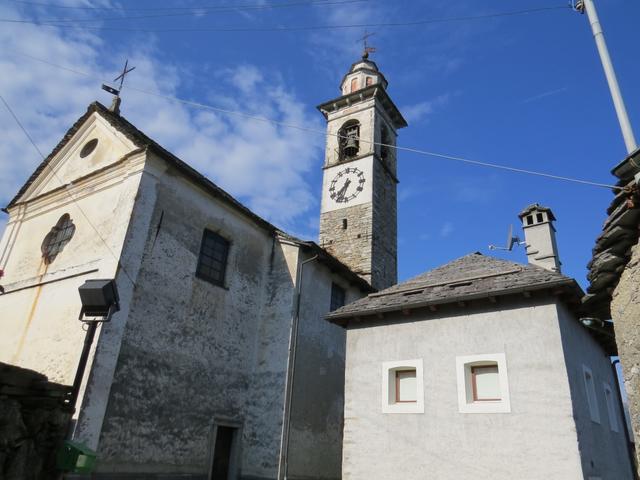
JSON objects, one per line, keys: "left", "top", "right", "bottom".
{"left": 518, "top": 203, "right": 556, "bottom": 221}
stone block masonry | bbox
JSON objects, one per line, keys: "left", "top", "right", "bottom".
{"left": 611, "top": 242, "right": 640, "bottom": 472}
{"left": 0, "top": 362, "right": 73, "bottom": 480}
{"left": 320, "top": 203, "right": 374, "bottom": 284}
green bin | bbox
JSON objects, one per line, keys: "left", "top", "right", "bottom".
{"left": 56, "top": 440, "right": 97, "bottom": 473}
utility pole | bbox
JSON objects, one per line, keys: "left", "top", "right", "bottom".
{"left": 575, "top": 0, "right": 637, "bottom": 154}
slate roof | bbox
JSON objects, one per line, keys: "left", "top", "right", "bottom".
{"left": 583, "top": 147, "right": 640, "bottom": 320}
{"left": 327, "top": 252, "right": 617, "bottom": 353}
{"left": 4, "top": 101, "right": 371, "bottom": 293}
{"left": 327, "top": 252, "right": 582, "bottom": 322}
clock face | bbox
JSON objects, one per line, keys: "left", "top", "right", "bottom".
{"left": 329, "top": 167, "right": 366, "bottom": 204}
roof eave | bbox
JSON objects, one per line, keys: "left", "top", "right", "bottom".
{"left": 316, "top": 86, "right": 407, "bottom": 129}
{"left": 326, "top": 278, "right": 580, "bottom": 323}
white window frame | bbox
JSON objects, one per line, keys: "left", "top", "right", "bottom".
{"left": 381, "top": 359, "right": 424, "bottom": 414}
{"left": 582, "top": 365, "right": 601, "bottom": 424}
{"left": 456, "top": 353, "right": 511, "bottom": 414}
{"left": 603, "top": 382, "right": 619, "bottom": 432}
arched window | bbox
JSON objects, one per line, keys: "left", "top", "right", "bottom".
{"left": 339, "top": 120, "right": 360, "bottom": 160}
{"left": 380, "top": 125, "right": 391, "bottom": 162}
{"left": 41, "top": 214, "right": 75, "bottom": 264}
{"left": 350, "top": 78, "right": 358, "bottom": 93}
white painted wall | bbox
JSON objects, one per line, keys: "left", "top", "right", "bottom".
{"left": 556, "top": 303, "right": 634, "bottom": 479}
{"left": 0, "top": 113, "right": 143, "bottom": 387}
{"left": 342, "top": 297, "right": 630, "bottom": 480}
{"left": 90, "top": 153, "right": 364, "bottom": 479}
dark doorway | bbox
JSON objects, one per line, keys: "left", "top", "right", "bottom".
{"left": 211, "top": 425, "right": 236, "bottom": 479}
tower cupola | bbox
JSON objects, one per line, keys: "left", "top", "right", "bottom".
{"left": 340, "top": 56, "right": 388, "bottom": 96}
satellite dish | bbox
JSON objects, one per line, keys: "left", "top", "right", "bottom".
{"left": 506, "top": 224, "right": 514, "bottom": 251}
{"left": 489, "top": 225, "right": 525, "bottom": 252}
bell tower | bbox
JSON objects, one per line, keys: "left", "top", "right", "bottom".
{"left": 317, "top": 55, "right": 407, "bottom": 290}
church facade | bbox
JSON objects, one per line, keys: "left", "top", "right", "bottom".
{"left": 0, "top": 55, "right": 398, "bottom": 479}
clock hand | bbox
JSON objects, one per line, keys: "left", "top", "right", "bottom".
{"left": 336, "top": 178, "right": 351, "bottom": 200}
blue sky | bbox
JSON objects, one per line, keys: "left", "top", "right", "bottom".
{"left": 0, "top": 0, "right": 638, "bottom": 289}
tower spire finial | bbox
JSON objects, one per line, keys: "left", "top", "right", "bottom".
{"left": 359, "top": 30, "right": 376, "bottom": 59}
{"left": 101, "top": 59, "right": 136, "bottom": 115}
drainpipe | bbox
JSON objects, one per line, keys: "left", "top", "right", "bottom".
{"left": 612, "top": 358, "right": 639, "bottom": 480}
{"left": 277, "top": 252, "right": 318, "bottom": 480}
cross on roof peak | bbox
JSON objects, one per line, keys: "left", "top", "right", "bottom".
{"left": 358, "top": 30, "right": 376, "bottom": 59}
{"left": 101, "top": 59, "right": 136, "bottom": 115}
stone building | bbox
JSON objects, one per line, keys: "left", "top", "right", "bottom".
{"left": 0, "top": 52, "right": 412, "bottom": 479}
{"left": 0, "top": 96, "right": 373, "bottom": 478}
{"left": 584, "top": 146, "right": 640, "bottom": 472}
{"left": 328, "top": 205, "right": 634, "bottom": 480}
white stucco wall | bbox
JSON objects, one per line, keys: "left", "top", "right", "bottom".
{"left": 342, "top": 298, "right": 603, "bottom": 480}
{"left": 0, "top": 113, "right": 143, "bottom": 386}
{"left": 288, "top": 255, "right": 361, "bottom": 480}
{"left": 92, "top": 154, "right": 364, "bottom": 479}
{"left": 556, "top": 303, "right": 634, "bottom": 479}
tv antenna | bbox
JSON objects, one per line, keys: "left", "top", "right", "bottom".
{"left": 488, "top": 225, "right": 526, "bottom": 252}
{"left": 101, "top": 59, "right": 136, "bottom": 115}
{"left": 359, "top": 30, "right": 376, "bottom": 58}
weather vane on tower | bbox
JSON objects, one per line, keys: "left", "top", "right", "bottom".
{"left": 359, "top": 30, "right": 376, "bottom": 59}
{"left": 101, "top": 59, "right": 136, "bottom": 115}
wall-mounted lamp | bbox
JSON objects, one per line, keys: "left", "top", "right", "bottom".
{"left": 78, "top": 279, "right": 120, "bottom": 322}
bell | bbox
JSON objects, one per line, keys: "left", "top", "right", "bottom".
{"left": 344, "top": 136, "right": 359, "bottom": 157}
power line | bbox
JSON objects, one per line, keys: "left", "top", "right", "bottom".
{"left": 9, "top": 50, "right": 622, "bottom": 192}
{"left": 0, "top": 5, "right": 571, "bottom": 32}
{"left": 0, "top": 92, "right": 138, "bottom": 285}
{"left": 7, "top": 0, "right": 359, "bottom": 11}
{"left": 3, "top": 0, "right": 367, "bottom": 24}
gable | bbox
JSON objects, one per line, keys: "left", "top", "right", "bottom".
{"left": 8, "top": 109, "right": 139, "bottom": 208}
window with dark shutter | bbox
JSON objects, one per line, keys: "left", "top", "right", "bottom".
{"left": 196, "top": 229, "right": 230, "bottom": 287}
{"left": 330, "top": 282, "right": 346, "bottom": 311}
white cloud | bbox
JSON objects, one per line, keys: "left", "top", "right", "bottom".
{"left": 521, "top": 87, "right": 568, "bottom": 105}
{"left": 0, "top": 3, "right": 323, "bottom": 233}
{"left": 440, "top": 221, "right": 454, "bottom": 238}
{"left": 401, "top": 93, "right": 451, "bottom": 124}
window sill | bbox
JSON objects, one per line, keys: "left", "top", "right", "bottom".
{"left": 459, "top": 400, "right": 511, "bottom": 414}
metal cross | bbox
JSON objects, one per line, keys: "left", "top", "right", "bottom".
{"left": 102, "top": 59, "right": 136, "bottom": 98}
{"left": 114, "top": 59, "right": 136, "bottom": 93}
{"left": 358, "top": 30, "right": 376, "bottom": 58}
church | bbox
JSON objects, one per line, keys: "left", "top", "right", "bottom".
{"left": 0, "top": 54, "right": 632, "bottom": 480}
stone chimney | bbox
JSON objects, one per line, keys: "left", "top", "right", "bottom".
{"left": 518, "top": 204, "right": 561, "bottom": 273}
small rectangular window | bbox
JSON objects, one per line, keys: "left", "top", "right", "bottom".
{"left": 604, "top": 383, "right": 619, "bottom": 432}
{"left": 196, "top": 229, "right": 229, "bottom": 287}
{"left": 395, "top": 369, "right": 417, "bottom": 403}
{"left": 583, "top": 366, "right": 601, "bottom": 423}
{"left": 382, "top": 359, "right": 424, "bottom": 414}
{"left": 366, "top": 76, "right": 373, "bottom": 86}
{"left": 330, "top": 283, "right": 346, "bottom": 311}
{"left": 456, "top": 353, "right": 510, "bottom": 413}
{"left": 472, "top": 365, "right": 501, "bottom": 401}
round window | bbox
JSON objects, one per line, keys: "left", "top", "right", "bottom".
{"left": 79, "top": 138, "right": 99, "bottom": 158}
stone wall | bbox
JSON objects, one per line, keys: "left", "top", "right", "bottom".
{"left": 611, "top": 242, "right": 640, "bottom": 471}
{"left": 320, "top": 202, "right": 373, "bottom": 284}
{"left": 370, "top": 154, "right": 397, "bottom": 291}
{"left": 0, "top": 362, "right": 72, "bottom": 480}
